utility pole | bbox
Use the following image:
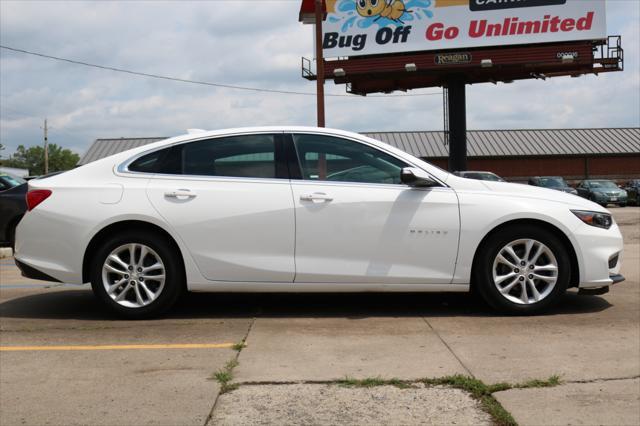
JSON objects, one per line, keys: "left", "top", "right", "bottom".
{"left": 43, "top": 118, "right": 49, "bottom": 175}
{"left": 446, "top": 77, "right": 467, "bottom": 172}
{"left": 314, "top": 0, "right": 325, "bottom": 127}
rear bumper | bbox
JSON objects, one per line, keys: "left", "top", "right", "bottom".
{"left": 15, "top": 259, "right": 63, "bottom": 283}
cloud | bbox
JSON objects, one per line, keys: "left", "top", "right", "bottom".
{"left": 1, "top": 0, "right": 638, "bottom": 158}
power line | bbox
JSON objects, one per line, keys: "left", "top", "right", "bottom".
{"left": 0, "top": 45, "right": 442, "bottom": 98}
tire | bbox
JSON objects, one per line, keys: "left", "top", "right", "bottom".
{"left": 619, "top": 203, "right": 627, "bottom": 208}
{"left": 474, "top": 225, "right": 571, "bottom": 315}
{"left": 90, "top": 230, "right": 184, "bottom": 319}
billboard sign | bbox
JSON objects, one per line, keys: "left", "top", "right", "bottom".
{"left": 320, "top": 0, "right": 606, "bottom": 58}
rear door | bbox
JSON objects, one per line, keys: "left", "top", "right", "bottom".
{"left": 288, "top": 133, "right": 460, "bottom": 285}
{"left": 143, "top": 132, "right": 295, "bottom": 283}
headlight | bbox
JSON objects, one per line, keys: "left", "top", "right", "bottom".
{"left": 571, "top": 210, "right": 613, "bottom": 229}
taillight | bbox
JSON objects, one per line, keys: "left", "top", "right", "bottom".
{"left": 26, "top": 189, "right": 52, "bottom": 211}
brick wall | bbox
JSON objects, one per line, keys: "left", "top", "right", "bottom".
{"left": 424, "top": 155, "right": 640, "bottom": 183}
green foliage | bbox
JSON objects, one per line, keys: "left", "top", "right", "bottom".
{"left": 232, "top": 342, "right": 246, "bottom": 351}
{"left": 338, "top": 376, "right": 413, "bottom": 389}
{"left": 212, "top": 359, "right": 240, "bottom": 394}
{"left": 0, "top": 142, "right": 4, "bottom": 159}
{"left": 0, "top": 144, "right": 79, "bottom": 175}
{"left": 420, "top": 375, "right": 517, "bottom": 426}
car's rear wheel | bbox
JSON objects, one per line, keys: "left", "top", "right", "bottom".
{"left": 474, "top": 226, "right": 570, "bottom": 314}
{"left": 90, "top": 231, "right": 184, "bottom": 319}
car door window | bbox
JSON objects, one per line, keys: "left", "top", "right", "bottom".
{"left": 182, "top": 135, "right": 276, "bottom": 178}
{"left": 292, "top": 134, "right": 407, "bottom": 185}
{"left": 129, "top": 134, "right": 280, "bottom": 179}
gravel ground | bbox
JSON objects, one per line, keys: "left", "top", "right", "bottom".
{"left": 209, "top": 383, "right": 492, "bottom": 426}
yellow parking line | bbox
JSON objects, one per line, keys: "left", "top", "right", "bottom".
{"left": 0, "top": 343, "right": 235, "bottom": 352}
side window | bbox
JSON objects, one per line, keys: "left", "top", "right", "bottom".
{"left": 128, "top": 149, "right": 165, "bottom": 173}
{"left": 128, "top": 145, "right": 182, "bottom": 174}
{"left": 182, "top": 134, "right": 276, "bottom": 179}
{"left": 292, "top": 134, "right": 407, "bottom": 185}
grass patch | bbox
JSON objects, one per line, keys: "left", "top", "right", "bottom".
{"left": 419, "top": 374, "right": 562, "bottom": 426}
{"left": 516, "top": 375, "right": 561, "bottom": 389}
{"left": 231, "top": 342, "right": 246, "bottom": 351}
{"left": 421, "top": 375, "right": 516, "bottom": 426}
{"left": 212, "top": 359, "right": 240, "bottom": 394}
{"left": 337, "top": 376, "right": 413, "bottom": 389}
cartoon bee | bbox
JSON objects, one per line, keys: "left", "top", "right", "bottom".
{"left": 355, "top": 0, "right": 410, "bottom": 23}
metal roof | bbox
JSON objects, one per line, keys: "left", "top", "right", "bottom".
{"left": 78, "top": 128, "right": 640, "bottom": 165}
{"left": 364, "top": 128, "right": 640, "bottom": 158}
{"left": 77, "top": 137, "right": 167, "bottom": 165}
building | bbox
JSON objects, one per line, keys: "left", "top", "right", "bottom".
{"left": 79, "top": 128, "right": 640, "bottom": 182}
{"left": 0, "top": 166, "right": 29, "bottom": 178}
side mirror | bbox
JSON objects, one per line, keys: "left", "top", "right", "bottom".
{"left": 401, "top": 167, "right": 438, "bottom": 188}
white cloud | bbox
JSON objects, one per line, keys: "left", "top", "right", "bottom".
{"left": 1, "top": 0, "right": 638, "bottom": 158}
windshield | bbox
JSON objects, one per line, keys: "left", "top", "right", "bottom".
{"left": 590, "top": 180, "right": 619, "bottom": 189}
{"left": 539, "top": 177, "right": 566, "bottom": 188}
{"left": 0, "top": 174, "right": 26, "bottom": 188}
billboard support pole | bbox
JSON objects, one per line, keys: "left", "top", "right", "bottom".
{"left": 314, "top": 0, "right": 325, "bottom": 127}
{"left": 447, "top": 77, "right": 467, "bottom": 172}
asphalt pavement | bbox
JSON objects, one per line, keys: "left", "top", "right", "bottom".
{"left": 1, "top": 207, "right": 638, "bottom": 425}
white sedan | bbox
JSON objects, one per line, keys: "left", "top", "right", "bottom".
{"left": 15, "top": 127, "right": 624, "bottom": 318}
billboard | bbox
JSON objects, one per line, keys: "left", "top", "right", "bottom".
{"left": 320, "top": 0, "right": 606, "bottom": 58}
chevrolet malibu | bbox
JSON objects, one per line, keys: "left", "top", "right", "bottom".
{"left": 15, "top": 127, "right": 624, "bottom": 318}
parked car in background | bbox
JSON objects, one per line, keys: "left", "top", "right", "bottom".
{"left": 528, "top": 176, "right": 578, "bottom": 195}
{"left": 623, "top": 179, "right": 640, "bottom": 206}
{"left": 0, "top": 173, "right": 28, "bottom": 248}
{"left": 453, "top": 171, "right": 505, "bottom": 182}
{"left": 14, "top": 127, "right": 624, "bottom": 318}
{"left": 576, "top": 179, "right": 628, "bottom": 207}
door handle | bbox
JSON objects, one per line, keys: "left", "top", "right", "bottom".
{"left": 300, "top": 192, "right": 333, "bottom": 202}
{"left": 164, "top": 189, "right": 197, "bottom": 199}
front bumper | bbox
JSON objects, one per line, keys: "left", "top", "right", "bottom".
{"left": 610, "top": 274, "right": 625, "bottom": 284}
{"left": 593, "top": 194, "right": 628, "bottom": 204}
{"left": 572, "top": 220, "right": 624, "bottom": 289}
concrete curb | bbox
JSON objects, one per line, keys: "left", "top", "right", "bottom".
{"left": 0, "top": 247, "right": 13, "bottom": 258}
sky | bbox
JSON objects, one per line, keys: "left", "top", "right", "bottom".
{"left": 1, "top": 0, "right": 638, "bottom": 157}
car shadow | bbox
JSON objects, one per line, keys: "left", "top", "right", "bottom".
{"left": 0, "top": 288, "right": 613, "bottom": 322}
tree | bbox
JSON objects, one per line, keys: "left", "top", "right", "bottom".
{"left": 1, "top": 144, "right": 80, "bottom": 175}
{"left": 0, "top": 143, "right": 4, "bottom": 159}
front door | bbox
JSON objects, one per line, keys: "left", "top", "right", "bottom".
{"left": 289, "top": 133, "right": 460, "bottom": 284}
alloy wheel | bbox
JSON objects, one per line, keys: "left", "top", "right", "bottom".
{"left": 492, "top": 238, "right": 559, "bottom": 305}
{"left": 101, "top": 243, "right": 166, "bottom": 308}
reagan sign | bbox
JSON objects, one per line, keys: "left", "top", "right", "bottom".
{"left": 320, "top": 0, "right": 606, "bottom": 58}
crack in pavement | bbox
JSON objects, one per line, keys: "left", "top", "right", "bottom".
{"left": 421, "top": 316, "right": 474, "bottom": 377}
{"left": 204, "top": 315, "right": 257, "bottom": 426}
{"left": 558, "top": 375, "right": 640, "bottom": 385}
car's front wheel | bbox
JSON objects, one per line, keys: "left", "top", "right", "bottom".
{"left": 474, "top": 226, "right": 571, "bottom": 314}
{"left": 90, "top": 231, "right": 184, "bottom": 319}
